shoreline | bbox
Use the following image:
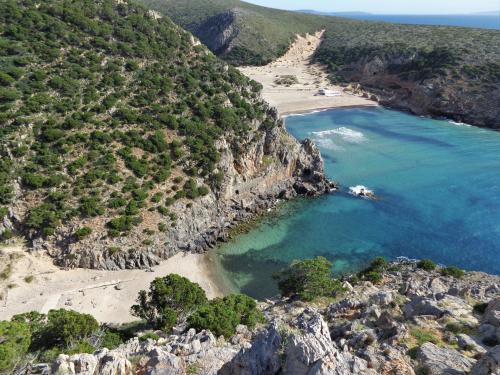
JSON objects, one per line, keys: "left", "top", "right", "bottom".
{"left": 0, "top": 245, "right": 229, "bottom": 324}
{"left": 281, "top": 103, "right": 378, "bottom": 118}
{"left": 238, "top": 31, "right": 377, "bottom": 118}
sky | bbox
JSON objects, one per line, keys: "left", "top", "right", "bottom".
{"left": 244, "top": 0, "right": 500, "bottom": 14}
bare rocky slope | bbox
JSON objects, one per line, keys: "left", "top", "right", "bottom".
{"left": 35, "top": 261, "right": 500, "bottom": 375}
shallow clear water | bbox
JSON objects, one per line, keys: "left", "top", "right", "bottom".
{"left": 215, "top": 107, "right": 500, "bottom": 299}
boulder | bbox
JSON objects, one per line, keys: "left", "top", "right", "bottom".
{"left": 483, "top": 297, "right": 500, "bottom": 327}
{"left": 470, "top": 345, "right": 500, "bottom": 375}
{"left": 416, "top": 342, "right": 476, "bottom": 375}
{"left": 307, "top": 350, "right": 376, "bottom": 375}
{"left": 456, "top": 334, "right": 486, "bottom": 354}
{"left": 369, "top": 291, "right": 393, "bottom": 306}
{"left": 403, "top": 297, "right": 445, "bottom": 318}
{"left": 96, "top": 352, "right": 132, "bottom": 375}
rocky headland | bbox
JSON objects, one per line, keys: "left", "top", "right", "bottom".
{"left": 39, "top": 114, "right": 333, "bottom": 270}
{"left": 32, "top": 260, "right": 500, "bottom": 375}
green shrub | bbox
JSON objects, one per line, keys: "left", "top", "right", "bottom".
{"left": 139, "top": 332, "right": 160, "bottom": 342}
{"left": 473, "top": 302, "right": 489, "bottom": 315}
{"left": 0, "top": 320, "right": 31, "bottom": 372}
{"left": 417, "top": 259, "right": 437, "bottom": 271}
{"left": 188, "top": 294, "right": 264, "bottom": 338}
{"left": 364, "top": 271, "right": 383, "bottom": 284}
{"left": 358, "top": 257, "right": 388, "bottom": 283}
{"left": 101, "top": 330, "right": 124, "bottom": 349}
{"left": 0, "top": 229, "right": 13, "bottom": 241}
{"left": 411, "top": 328, "right": 440, "bottom": 347}
{"left": 42, "top": 309, "right": 99, "bottom": 348}
{"left": 273, "top": 257, "right": 343, "bottom": 301}
{"left": 74, "top": 227, "right": 92, "bottom": 240}
{"left": 131, "top": 274, "right": 208, "bottom": 331}
{"left": 441, "top": 266, "right": 465, "bottom": 279}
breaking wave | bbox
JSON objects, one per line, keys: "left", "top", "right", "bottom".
{"left": 312, "top": 127, "right": 366, "bottom": 144}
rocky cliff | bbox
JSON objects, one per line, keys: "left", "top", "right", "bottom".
{"left": 332, "top": 54, "right": 500, "bottom": 128}
{"left": 48, "top": 113, "right": 333, "bottom": 270}
{"left": 39, "top": 260, "right": 500, "bottom": 375}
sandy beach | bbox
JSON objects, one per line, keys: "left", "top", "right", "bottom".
{"left": 0, "top": 243, "right": 227, "bottom": 324}
{"left": 238, "top": 31, "right": 376, "bottom": 116}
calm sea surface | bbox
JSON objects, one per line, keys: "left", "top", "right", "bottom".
{"left": 213, "top": 108, "right": 500, "bottom": 299}
{"left": 341, "top": 14, "right": 500, "bottom": 30}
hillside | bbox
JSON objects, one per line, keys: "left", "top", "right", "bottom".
{"left": 140, "top": 0, "right": 328, "bottom": 65}
{"left": 141, "top": 0, "right": 500, "bottom": 128}
{"left": 0, "top": 0, "right": 330, "bottom": 269}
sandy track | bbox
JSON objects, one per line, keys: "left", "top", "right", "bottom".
{"left": 238, "top": 31, "right": 376, "bottom": 115}
{"left": 0, "top": 245, "right": 226, "bottom": 324}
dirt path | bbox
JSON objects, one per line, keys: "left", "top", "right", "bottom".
{"left": 238, "top": 31, "right": 376, "bottom": 115}
{"left": 0, "top": 244, "right": 227, "bottom": 324}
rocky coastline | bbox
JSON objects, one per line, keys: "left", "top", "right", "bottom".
{"left": 5, "top": 110, "right": 334, "bottom": 271}
{"left": 34, "top": 260, "right": 500, "bottom": 375}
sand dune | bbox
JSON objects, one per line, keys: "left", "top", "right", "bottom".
{"left": 238, "top": 31, "right": 376, "bottom": 115}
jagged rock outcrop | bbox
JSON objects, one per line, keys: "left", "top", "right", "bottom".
{"left": 37, "top": 262, "right": 500, "bottom": 375}
{"left": 193, "top": 9, "right": 239, "bottom": 55}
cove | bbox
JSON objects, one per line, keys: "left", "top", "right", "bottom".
{"left": 213, "top": 107, "right": 500, "bottom": 299}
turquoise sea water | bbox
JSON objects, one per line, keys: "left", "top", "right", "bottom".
{"left": 214, "top": 107, "right": 500, "bottom": 299}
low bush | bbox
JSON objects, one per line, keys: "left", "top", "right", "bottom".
{"left": 417, "top": 259, "right": 437, "bottom": 271}
{"left": 188, "top": 294, "right": 264, "bottom": 338}
{"left": 273, "top": 257, "right": 343, "bottom": 301}
{"left": 441, "top": 266, "right": 465, "bottom": 279}
{"left": 74, "top": 227, "right": 92, "bottom": 240}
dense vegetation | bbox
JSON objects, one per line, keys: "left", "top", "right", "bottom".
{"left": 132, "top": 274, "right": 264, "bottom": 337}
{"left": 0, "top": 0, "right": 276, "bottom": 245}
{"left": 0, "top": 309, "right": 122, "bottom": 372}
{"left": 273, "top": 256, "right": 344, "bottom": 301}
{"left": 1, "top": 273, "right": 263, "bottom": 372}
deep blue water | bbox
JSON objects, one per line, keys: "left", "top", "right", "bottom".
{"left": 340, "top": 14, "right": 500, "bottom": 30}
{"left": 214, "top": 108, "right": 500, "bottom": 299}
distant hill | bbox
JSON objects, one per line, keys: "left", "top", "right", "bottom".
{"left": 139, "top": 0, "right": 328, "bottom": 65}
{"left": 140, "top": 0, "right": 500, "bottom": 128}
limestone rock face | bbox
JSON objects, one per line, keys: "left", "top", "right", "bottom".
{"left": 219, "top": 322, "right": 282, "bottom": 375}
{"left": 416, "top": 342, "right": 476, "bottom": 375}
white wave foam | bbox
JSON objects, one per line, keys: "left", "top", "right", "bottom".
{"left": 312, "top": 127, "right": 366, "bottom": 143}
{"left": 448, "top": 120, "right": 472, "bottom": 127}
{"left": 283, "top": 109, "right": 330, "bottom": 118}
